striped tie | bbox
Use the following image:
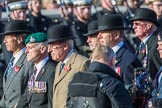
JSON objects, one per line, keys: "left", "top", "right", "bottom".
{"left": 6, "top": 57, "right": 15, "bottom": 79}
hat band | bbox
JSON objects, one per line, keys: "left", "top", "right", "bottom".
{"left": 98, "top": 25, "right": 124, "bottom": 30}
{"left": 8, "top": 1, "right": 27, "bottom": 10}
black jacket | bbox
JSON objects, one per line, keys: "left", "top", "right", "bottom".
{"left": 67, "top": 62, "right": 133, "bottom": 108}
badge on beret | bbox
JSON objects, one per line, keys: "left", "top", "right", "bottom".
{"left": 30, "top": 36, "right": 35, "bottom": 42}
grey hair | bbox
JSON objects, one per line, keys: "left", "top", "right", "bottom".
{"left": 66, "top": 39, "right": 74, "bottom": 49}
{"left": 91, "top": 45, "right": 116, "bottom": 63}
{"left": 37, "top": 41, "right": 48, "bottom": 49}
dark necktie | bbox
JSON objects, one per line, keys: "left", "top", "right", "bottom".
{"left": 31, "top": 66, "right": 37, "bottom": 81}
{"left": 6, "top": 57, "right": 15, "bottom": 79}
{"left": 137, "top": 42, "right": 146, "bottom": 60}
{"left": 139, "top": 42, "right": 145, "bottom": 53}
{"left": 60, "top": 63, "right": 65, "bottom": 75}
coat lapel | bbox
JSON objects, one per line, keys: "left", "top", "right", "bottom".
{"left": 115, "top": 45, "right": 125, "bottom": 65}
{"left": 36, "top": 68, "right": 46, "bottom": 81}
{"left": 54, "top": 52, "right": 77, "bottom": 87}
{"left": 4, "top": 54, "right": 26, "bottom": 94}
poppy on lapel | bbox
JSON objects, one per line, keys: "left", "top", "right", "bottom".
{"left": 64, "top": 66, "right": 71, "bottom": 72}
{"left": 116, "top": 67, "right": 121, "bottom": 75}
{"left": 14, "top": 66, "right": 20, "bottom": 72}
{"left": 141, "top": 49, "right": 146, "bottom": 54}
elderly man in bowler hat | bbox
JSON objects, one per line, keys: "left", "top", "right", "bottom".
{"left": 84, "top": 20, "right": 100, "bottom": 52}
{"left": 47, "top": 24, "right": 89, "bottom": 108}
{"left": 16, "top": 32, "right": 56, "bottom": 108}
{"left": 97, "top": 14, "right": 142, "bottom": 89}
{"left": 0, "top": 20, "right": 33, "bottom": 108}
{"left": 130, "top": 8, "right": 162, "bottom": 80}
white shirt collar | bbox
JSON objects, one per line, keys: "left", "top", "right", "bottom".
{"left": 13, "top": 47, "right": 26, "bottom": 66}
{"left": 142, "top": 32, "right": 153, "bottom": 44}
{"left": 34, "top": 56, "right": 49, "bottom": 79}
{"left": 62, "top": 49, "right": 74, "bottom": 64}
{"left": 112, "top": 41, "right": 124, "bottom": 53}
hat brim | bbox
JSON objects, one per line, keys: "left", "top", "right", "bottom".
{"left": 83, "top": 31, "right": 99, "bottom": 36}
{"left": 48, "top": 37, "right": 75, "bottom": 43}
{"left": 130, "top": 17, "right": 159, "bottom": 26}
{"left": 0, "top": 30, "right": 32, "bottom": 36}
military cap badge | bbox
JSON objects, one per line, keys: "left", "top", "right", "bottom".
{"left": 30, "top": 36, "right": 35, "bottom": 42}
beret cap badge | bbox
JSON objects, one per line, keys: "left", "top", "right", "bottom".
{"left": 30, "top": 37, "right": 35, "bottom": 42}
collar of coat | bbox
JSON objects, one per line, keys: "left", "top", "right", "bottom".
{"left": 87, "top": 61, "right": 123, "bottom": 82}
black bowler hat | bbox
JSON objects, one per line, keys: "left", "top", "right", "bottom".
{"left": 97, "top": 14, "right": 126, "bottom": 31}
{"left": 130, "top": 8, "right": 158, "bottom": 26}
{"left": 0, "top": 20, "right": 32, "bottom": 36}
{"left": 47, "top": 24, "right": 75, "bottom": 43}
{"left": 84, "top": 20, "right": 98, "bottom": 36}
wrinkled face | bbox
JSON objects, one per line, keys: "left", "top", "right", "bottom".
{"left": 157, "top": 41, "right": 162, "bottom": 58}
{"left": 74, "top": 5, "right": 91, "bottom": 21}
{"left": 87, "top": 35, "right": 100, "bottom": 50}
{"left": 3, "top": 34, "right": 18, "bottom": 52}
{"left": 48, "top": 41, "right": 68, "bottom": 62}
{"left": 132, "top": 21, "right": 148, "bottom": 39}
{"left": 97, "top": 30, "right": 116, "bottom": 47}
{"left": 152, "top": 1, "right": 162, "bottom": 17}
{"left": 25, "top": 43, "right": 42, "bottom": 63}
{"left": 10, "top": 9, "right": 26, "bottom": 20}
{"left": 32, "top": 0, "right": 41, "bottom": 13}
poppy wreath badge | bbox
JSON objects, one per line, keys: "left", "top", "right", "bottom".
{"left": 64, "top": 65, "right": 71, "bottom": 72}
{"left": 14, "top": 66, "right": 20, "bottom": 72}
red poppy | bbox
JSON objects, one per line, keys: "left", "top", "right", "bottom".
{"left": 116, "top": 67, "right": 121, "bottom": 75}
{"left": 64, "top": 66, "right": 71, "bottom": 72}
{"left": 14, "top": 66, "right": 20, "bottom": 72}
{"left": 142, "top": 49, "right": 146, "bottom": 54}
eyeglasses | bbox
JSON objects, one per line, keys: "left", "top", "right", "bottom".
{"left": 133, "top": 22, "right": 146, "bottom": 26}
{"left": 48, "top": 45, "right": 62, "bottom": 49}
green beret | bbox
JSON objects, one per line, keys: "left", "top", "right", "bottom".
{"left": 25, "top": 32, "right": 47, "bottom": 44}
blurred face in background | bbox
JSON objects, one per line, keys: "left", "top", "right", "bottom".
{"left": 58, "top": 4, "right": 73, "bottom": 19}
{"left": 150, "top": 1, "right": 162, "bottom": 18}
{"left": 100, "top": 0, "right": 114, "bottom": 11}
{"left": 31, "top": 0, "right": 42, "bottom": 14}
{"left": 126, "top": 0, "right": 139, "bottom": 9}
{"left": 87, "top": 34, "right": 100, "bottom": 51}
{"left": 10, "top": 9, "right": 27, "bottom": 20}
{"left": 74, "top": 5, "right": 91, "bottom": 23}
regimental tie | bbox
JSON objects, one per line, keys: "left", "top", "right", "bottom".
{"left": 6, "top": 57, "right": 15, "bottom": 79}
{"left": 59, "top": 62, "right": 65, "bottom": 75}
{"left": 30, "top": 66, "right": 37, "bottom": 81}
